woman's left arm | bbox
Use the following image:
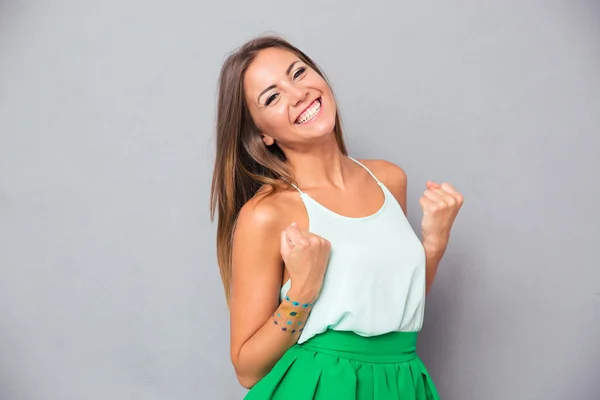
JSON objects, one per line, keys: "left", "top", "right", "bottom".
{"left": 419, "top": 181, "right": 464, "bottom": 294}
{"left": 422, "top": 240, "right": 446, "bottom": 294}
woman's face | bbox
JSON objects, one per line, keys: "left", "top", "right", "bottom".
{"left": 243, "top": 47, "right": 337, "bottom": 148}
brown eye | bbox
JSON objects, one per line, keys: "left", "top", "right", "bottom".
{"left": 265, "top": 93, "right": 279, "bottom": 106}
{"left": 293, "top": 67, "right": 306, "bottom": 80}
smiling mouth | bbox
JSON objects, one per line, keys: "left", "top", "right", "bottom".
{"left": 295, "top": 98, "right": 322, "bottom": 124}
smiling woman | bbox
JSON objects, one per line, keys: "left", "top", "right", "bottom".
{"left": 244, "top": 46, "right": 339, "bottom": 152}
{"left": 210, "top": 35, "right": 463, "bottom": 399}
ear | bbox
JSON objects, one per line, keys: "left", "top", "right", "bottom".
{"left": 261, "top": 134, "right": 275, "bottom": 146}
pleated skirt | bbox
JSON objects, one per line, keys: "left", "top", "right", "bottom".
{"left": 244, "top": 330, "right": 440, "bottom": 399}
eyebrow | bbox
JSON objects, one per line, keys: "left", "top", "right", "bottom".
{"left": 256, "top": 60, "right": 302, "bottom": 104}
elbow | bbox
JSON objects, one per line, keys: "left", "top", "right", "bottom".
{"left": 231, "top": 347, "right": 264, "bottom": 389}
{"left": 237, "top": 373, "right": 259, "bottom": 389}
{"left": 232, "top": 358, "right": 261, "bottom": 389}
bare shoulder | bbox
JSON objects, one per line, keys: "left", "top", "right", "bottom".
{"left": 232, "top": 184, "right": 306, "bottom": 280}
{"left": 358, "top": 159, "right": 407, "bottom": 187}
{"left": 231, "top": 188, "right": 284, "bottom": 296}
{"left": 235, "top": 185, "right": 303, "bottom": 234}
{"left": 358, "top": 159, "right": 408, "bottom": 214}
{"left": 235, "top": 186, "right": 291, "bottom": 237}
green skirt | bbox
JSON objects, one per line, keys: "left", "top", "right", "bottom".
{"left": 245, "top": 330, "right": 440, "bottom": 399}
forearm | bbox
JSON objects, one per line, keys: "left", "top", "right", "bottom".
{"left": 423, "top": 240, "right": 446, "bottom": 294}
{"left": 233, "top": 287, "right": 315, "bottom": 388}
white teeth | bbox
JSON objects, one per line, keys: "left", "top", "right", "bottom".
{"left": 296, "top": 99, "right": 321, "bottom": 124}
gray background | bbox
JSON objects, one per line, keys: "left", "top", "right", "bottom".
{"left": 0, "top": 1, "right": 599, "bottom": 399}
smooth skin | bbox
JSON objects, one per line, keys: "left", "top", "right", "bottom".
{"left": 229, "top": 47, "right": 463, "bottom": 388}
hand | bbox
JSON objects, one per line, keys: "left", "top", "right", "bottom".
{"left": 280, "top": 223, "right": 331, "bottom": 301}
{"left": 419, "top": 181, "right": 464, "bottom": 251}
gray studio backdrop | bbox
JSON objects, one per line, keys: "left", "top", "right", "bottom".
{"left": 1, "top": 1, "right": 598, "bottom": 399}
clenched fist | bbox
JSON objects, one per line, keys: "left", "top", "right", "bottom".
{"left": 280, "top": 223, "right": 331, "bottom": 302}
{"left": 419, "top": 181, "right": 464, "bottom": 251}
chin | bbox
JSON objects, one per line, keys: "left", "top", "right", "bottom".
{"left": 297, "top": 119, "right": 335, "bottom": 141}
{"left": 296, "top": 114, "right": 336, "bottom": 137}
{"left": 315, "top": 119, "right": 337, "bottom": 137}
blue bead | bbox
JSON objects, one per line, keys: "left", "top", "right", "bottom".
{"left": 282, "top": 328, "right": 287, "bottom": 331}
{"left": 292, "top": 301, "right": 299, "bottom": 306}
{"left": 298, "top": 321, "right": 303, "bottom": 326}
{"left": 289, "top": 311, "right": 297, "bottom": 316}
{"left": 287, "top": 321, "right": 292, "bottom": 325}
{"left": 285, "top": 296, "right": 290, "bottom": 301}
{"left": 277, "top": 313, "right": 281, "bottom": 317}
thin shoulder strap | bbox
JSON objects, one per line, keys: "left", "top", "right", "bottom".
{"left": 348, "top": 156, "right": 381, "bottom": 184}
{"left": 280, "top": 176, "right": 305, "bottom": 195}
{"left": 289, "top": 181, "right": 304, "bottom": 194}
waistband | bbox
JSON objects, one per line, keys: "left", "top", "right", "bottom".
{"left": 296, "top": 330, "right": 418, "bottom": 363}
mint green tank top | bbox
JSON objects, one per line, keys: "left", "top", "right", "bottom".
{"left": 280, "top": 157, "right": 427, "bottom": 345}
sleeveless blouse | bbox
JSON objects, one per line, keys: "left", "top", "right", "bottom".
{"left": 280, "top": 157, "right": 427, "bottom": 344}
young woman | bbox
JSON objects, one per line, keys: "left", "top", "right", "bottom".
{"left": 210, "top": 35, "right": 463, "bottom": 399}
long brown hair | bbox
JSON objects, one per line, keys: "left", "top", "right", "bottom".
{"left": 210, "top": 35, "right": 347, "bottom": 306}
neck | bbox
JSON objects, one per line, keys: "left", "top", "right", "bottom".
{"left": 283, "top": 134, "right": 352, "bottom": 190}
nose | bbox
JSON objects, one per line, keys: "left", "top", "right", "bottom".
{"left": 287, "top": 83, "right": 308, "bottom": 107}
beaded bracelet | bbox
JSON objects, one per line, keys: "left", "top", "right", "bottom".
{"left": 271, "top": 295, "right": 315, "bottom": 334}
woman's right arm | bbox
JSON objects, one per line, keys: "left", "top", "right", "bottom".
{"left": 228, "top": 198, "right": 324, "bottom": 389}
